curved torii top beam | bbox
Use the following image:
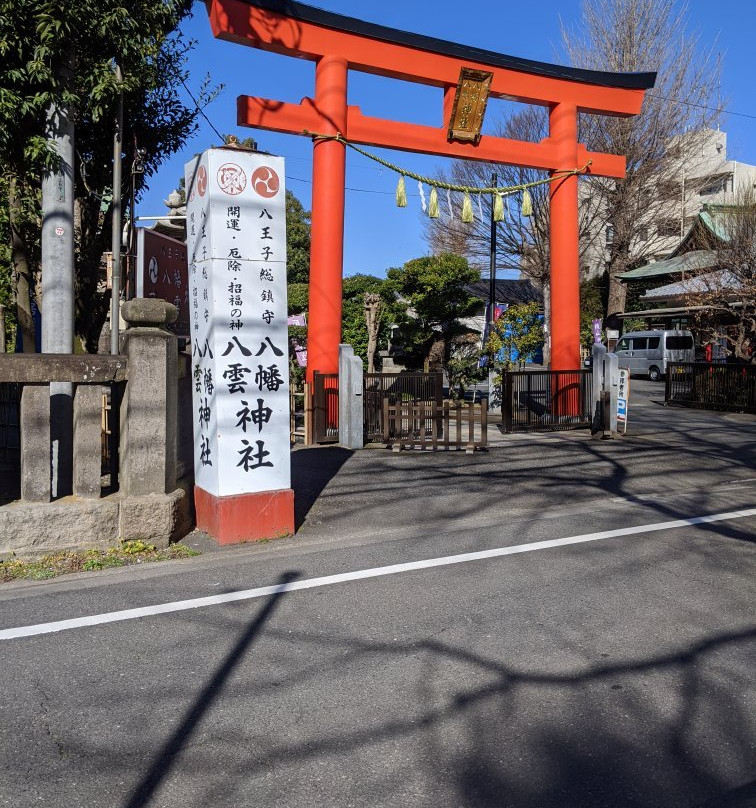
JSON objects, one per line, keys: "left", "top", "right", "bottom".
{"left": 208, "top": 0, "right": 655, "bottom": 94}
{"left": 205, "top": 0, "right": 656, "bottom": 377}
{"left": 206, "top": 0, "right": 656, "bottom": 176}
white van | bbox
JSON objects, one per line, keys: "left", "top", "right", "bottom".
{"left": 615, "top": 330, "right": 695, "bottom": 381}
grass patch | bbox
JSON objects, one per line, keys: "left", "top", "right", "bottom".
{"left": 0, "top": 540, "right": 200, "bottom": 583}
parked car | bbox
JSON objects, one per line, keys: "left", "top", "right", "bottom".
{"left": 615, "top": 329, "right": 695, "bottom": 381}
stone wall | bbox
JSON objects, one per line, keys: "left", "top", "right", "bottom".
{"left": 0, "top": 299, "right": 195, "bottom": 557}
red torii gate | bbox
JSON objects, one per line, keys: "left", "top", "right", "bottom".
{"left": 205, "top": 0, "right": 655, "bottom": 379}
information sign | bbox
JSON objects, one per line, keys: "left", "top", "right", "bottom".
{"left": 616, "top": 368, "right": 630, "bottom": 434}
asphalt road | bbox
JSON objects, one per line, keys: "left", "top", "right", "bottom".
{"left": 1, "top": 386, "right": 754, "bottom": 808}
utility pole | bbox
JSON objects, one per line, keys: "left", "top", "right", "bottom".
{"left": 110, "top": 63, "right": 124, "bottom": 355}
{"left": 41, "top": 78, "right": 75, "bottom": 497}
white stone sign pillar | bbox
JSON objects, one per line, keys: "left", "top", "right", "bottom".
{"left": 185, "top": 148, "right": 293, "bottom": 543}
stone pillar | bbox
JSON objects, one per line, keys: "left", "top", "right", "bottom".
{"left": 20, "top": 385, "right": 51, "bottom": 502}
{"left": 606, "top": 352, "right": 619, "bottom": 436}
{"left": 73, "top": 385, "right": 103, "bottom": 498}
{"left": 591, "top": 343, "right": 607, "bottom": 435}
{"left": 591, "top": 344, "right": 619, "bottom": 438}
{"left": 119, "top": 299, "right": 178, "bottom": 496}
{"left": 338, "top": 344, "right": 364, "bottom": 450}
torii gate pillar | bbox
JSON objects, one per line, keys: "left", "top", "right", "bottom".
{"left": 308, "top": 56, "right": 348, "bottom": 383}
{"left": 549, "top": 103, "right": 580, "bottom": 371}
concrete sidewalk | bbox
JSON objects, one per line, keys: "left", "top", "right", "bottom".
{"left": 285, "top": 384, "right": 754, "bottom": 544}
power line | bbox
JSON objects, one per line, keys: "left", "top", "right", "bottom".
{"left": 287, "top": 174, "right": 401, "bottom": 195}
{"left": 179, "top": 77, "right": 226, "bottom": 142}
{"left": 647, "top": 92, "right": 756, "bottom": 121}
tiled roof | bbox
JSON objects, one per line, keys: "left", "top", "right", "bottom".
{"left": 642, "top": 269, "right": 740, "bottom": 299}
{"left": 463, "top": 279, "right": 542, "bottom": 304}
{"left": 618, "top": 250, "right": 718, "bottom": 280}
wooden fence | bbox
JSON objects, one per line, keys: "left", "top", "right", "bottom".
{"left": 382, "top": 399, "right": 487, "bottom": 452}
{"left": 364, "top": 371, "right": 443, "bottom": 442}
{"left": 290, "top": 383, "right": 313, "bottom": 444}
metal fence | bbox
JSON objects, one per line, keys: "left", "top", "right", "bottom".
{"left": 665, "top": 362, "right": 756, "bottom": 413}
{"left": 502, "top": 369, "right": 593, "bottom": 432}
{"left": 364, "top": 372, "right": 443, "bottom": 442}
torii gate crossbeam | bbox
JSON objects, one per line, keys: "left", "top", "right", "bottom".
{"left": 205, "top": 0, "right": 656, "bottom": 378}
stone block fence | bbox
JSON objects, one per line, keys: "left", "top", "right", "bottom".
{"left": 0, "top": 299, "right": 194, "bottom": 556}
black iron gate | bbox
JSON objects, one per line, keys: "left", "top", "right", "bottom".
{"left": 502, "top": 369, "right": 592, "bottom": 432}
{"left": 665, "top": 362, "right": 756, "bottom": 412}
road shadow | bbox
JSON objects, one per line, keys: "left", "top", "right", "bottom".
{"left": 291, "top": 445, "right": 352, "bottom": 530}
{"left": 121, "top": 571, "right": 298, "bottom": 808}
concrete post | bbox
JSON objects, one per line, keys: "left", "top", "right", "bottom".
{"left": 20, "top": 386, "right": 51, "bottom": 502}
{"left": 606, "top": 352, "right": 619, "bottom": 436}
{"left": 73, "top": 385, "right": 103, "bottom": 498}
{"left": 338, "top": 344, "right": 364, "bottom": 450}
{"left": 41, "top": 97, "right": 75, "bottom": 498}
{"left": 119, "top": 299, "right": 178, "bottom": 496}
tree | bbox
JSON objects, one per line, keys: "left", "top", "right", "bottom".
{"left": 484, "top": 301, "right": 543, "bottom": 374}
{"left": 385, "top": 253, "right": 481, "bottom": 373}
{"left": 0, "top": 0, "right": 217, "bottom": 350}
{"left": 425, "top": 110, "right": 607, "bottom": 367}
{"left": 341, "top": 274, "right": 391, "bottom": 370}
{"left": 563, "top": 0, "right": 721, "bottom": 325}
{"left": 685, "top": 194, "right": 755, "bottom": 362}
{"left": 445, "top": 332, "right": 486, "bottom": 400}
{"left": 286, "top": 191, "right": 311, "bottom": 284}
{"left": 286, "top": 282, "right": 308, "bottom": 387}
{"left": 427, "top": 0, "right": 721, "bottom": 344}
{"left": 579, "top": 275, "right": 607, "bottom": 355}
{"left": 363, "top": 292, "right": 383, "bottom": 374}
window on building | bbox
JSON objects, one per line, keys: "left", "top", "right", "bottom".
{"left": 605, "top": 225, "right": 615, "bottom": 245}
{"left": 657, "top": 219, "right": 679, "bottom": 237}
{"left": 699, "top": 177, "right": 726, "bottom": 196}
{"left": 637, "top": 226, "right": 648, "bottom": 242}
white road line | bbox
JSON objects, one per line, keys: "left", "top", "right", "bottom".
{"left": 2, "top": 507, "right": 755, "bottom": 641}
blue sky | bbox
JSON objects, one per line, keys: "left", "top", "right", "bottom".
{"left": 139, "top": 0, "right": 756, "bottom": 279}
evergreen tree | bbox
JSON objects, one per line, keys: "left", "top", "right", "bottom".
{"left": 385, "top": 253, "right": 481, "bottom": 373}
{"left": 0, "top": 0, "right": 218, "bottom": 350}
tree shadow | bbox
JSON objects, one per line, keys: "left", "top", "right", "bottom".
{"left": 120, "top": 571, "right": 299, "bottom": 808}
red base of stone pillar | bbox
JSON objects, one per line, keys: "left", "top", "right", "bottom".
{"left": 194, "top": 486, "right": 295, "bottom": 545}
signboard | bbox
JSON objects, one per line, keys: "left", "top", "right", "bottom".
{"left": 136, "top": 229, "right": 190, "bottom": 337}
{"left": 185, "top": 148, "right": 290, "bottom": 500}
{"left": 592, "top": 318, "right": 603, "bottom": 344}
{"left": 616, "top": 368, "right": 630, "bottom": 434}
{"left": 448, "top": 67, "right": 493, "bottom": 144}
{"left": 287, "top": 313, "right": 307, "bottom": 367}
